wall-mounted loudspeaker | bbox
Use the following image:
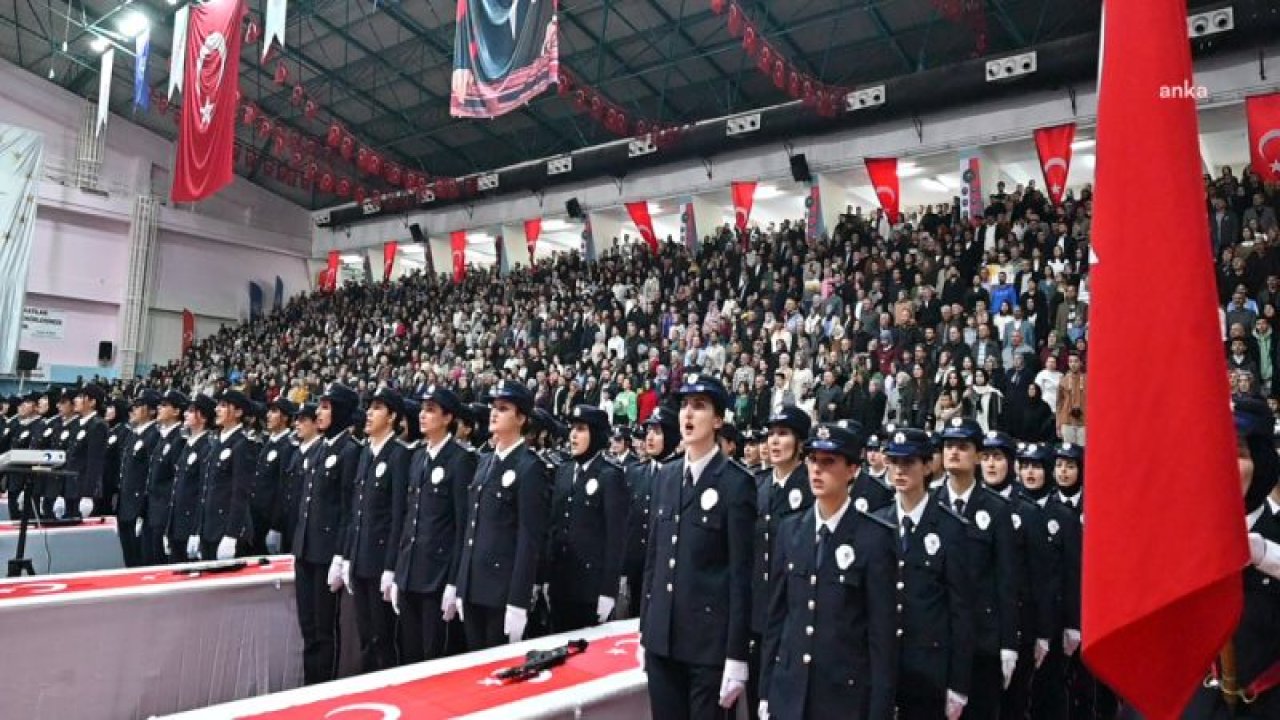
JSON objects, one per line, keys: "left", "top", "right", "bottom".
{"left": 17, "top": 350, "right": 38, "bottom": 372}
{"left": 790, "top": 154, "right": 812, "bottom": 183}
{"left": 409, "top": 223, "right": 427, "bottom": 244}
{"left": 98, "top": 341, "right": 114, "bottom": 362}
{"left": 565, "top": 198, "right": 584, "bottom": 219}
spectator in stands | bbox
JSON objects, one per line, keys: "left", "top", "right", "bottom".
{"left": 1056, "top": 353, "right": 1087, "bottom": 445}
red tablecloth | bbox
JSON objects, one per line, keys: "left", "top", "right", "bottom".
{"left": 0, "top": 555, "right": 293, "bottom": 607}
{"left": 0, "top": 515, "right": 116, "bottom": 535}
{"left": 163, "top": 622, "right": 645, "bottom": 720}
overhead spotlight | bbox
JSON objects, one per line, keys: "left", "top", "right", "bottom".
{"left": 845, "top": 84, "right": 886, "bottom": 112}
{"left": 985, "top": 51, "right": 1037, "bottom": 82}
{"left": 117, "top": 10, "right": 150, "bottom": 38}
{"left": 628, "top": 135, "right": 657, "bottom": 158}
{"left": 726, "top": 113, "right": 761, "bottom": 137}
{"left": 477, "top": 173, "right": 499, "bottom": 192}
{"left": 416, "top": 187, "right": 436, "bottom": 204}
{"left": 361, "top": 197, "right": 382, "bottom": 215}
{"left": 1188, "top": 8, "right": 1233, "bottom": 38}
{"left": 89, "top": 35, "right": 109, "bottom": 53}
{"left": 313, "top": 210, "right": 331, "bottom": 227}
{"left": 547, "top": 156, "right": 573, "bottom": 176}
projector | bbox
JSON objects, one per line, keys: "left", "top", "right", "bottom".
{"left": 0, "top": 449, "right": 66, "bottom": 470}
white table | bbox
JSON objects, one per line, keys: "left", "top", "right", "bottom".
{"left": 0, "top": 556, "right": 303, "bottom": 720}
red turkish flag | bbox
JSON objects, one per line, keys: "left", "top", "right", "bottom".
{"left": 180, "top": 309, "right": 195, "bottom": 355}
{"left": 324, "top": 250, "right": 339, "bottom": 292}
{"left": 451, "top": 231, "right": 467, "bottom": 284}
{"left": 864, "top": 157, "right": 900, "bottom": 224}
{"left": 524, "top": 218, "right": 542, "bottom": 262}
{"left": 1083, "top": 0, "right": 1247, "bottom": 716}
{"left": 731, "top": 181, "right": 756, "bottom": 234}
{"left": 171, "top": 0, "right": 245, "bottom": 203}
{"left": 1033, "top": 123, "right": 1076, "bottom": 206}
{"left": 1246, "top": 92, "right": 1280, "bottom": 184}
{"left": 625, "top": 201, "right": 659, "bottom": 254}
{"left": 382, "top": 241, "right": 397, "bottom": 282}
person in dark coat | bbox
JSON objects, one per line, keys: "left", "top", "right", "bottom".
{"left": 194, "top": 391, "right": 259, "bottom": 562}
{"left": 455, "top": 380, "right": 551, "bottom": 650}
{"left": 544, "top": 404, "right": 629, "bottom": 632}
{"left": 851, "top": 431, "right": 895, "bottom": 514}
{"left": 143, "top": 391, "right": 188, "bottom": 564}
{"left": 169, "top": 395, "right": 215, "bottom": 563}
{"left": 293, "top": 383, "right": 361, "bottom": 685}
{"left": 622, "top": 404, "right": 680, "bottom": 618}
{"left": 872, "top": 427, "right": 975, "bottom": 720}
{"left": 252, "top": 399, "right": 297, "bottom": 555}
{"left": 117, "top": 391, "right": 160, "bottom": 567}
{"left": 392, "top": 386, "right": 475, "bottom": 663}
{"left": 759, "top": 421, "right": 897, "bottom": 720}
{"left": 345, "top": 387, "right": 410, "bottom": 672}
{"left": 934, "top": 417, "right": 1020, "bottom": 718}
{"left": 100, "top": 398, "right": 130, "bottom": 517}
{"left": 1020, "top": 383, "right": 1058, "bottom": 443}
{"left": 748, "top": 405, "right": 814, "bottom": 719}
{"left": 63, "top": 385, "right": 108, "bottom": 520}
{"left": 640, "top": 374, "right": 756, "bottom": 720}
{"left": 276, "top": 403, "right": 322, "bottom": 555}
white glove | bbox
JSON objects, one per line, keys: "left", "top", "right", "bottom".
{"left": 945, "top": 689, "right": 967, "bottom": 720}
{"left": 636, "top": 634, "right": 645, "bottom": 671}
{"left": 78, "top": 498, "right": 94, "bottom": 517}
{"left": 540, "top": 582, "right": 552, "bottom": 611}
{"left": 596, "top": 595, "right": 616, "bottom": 624}
{"left": 380, "top": 571, "right": 395, "bottom": 603}
{"left": 504, "top": 604, "right": 528, "bottom": 643}
{"left": 389, "top": 582, "right": 400, "bottom": 615}
{"left": 163, "top": 534, "right": 172, "bottom": 557}
{"left": 1064, "top": 628, "right": 1081, "bottom": 656}
{"left": 442, "top": 584, "right": 459, "bottom": 622}
{"left": 186, "top": 535, "right": 201, "bottom": 559}
{"left": 719, "top": 659, "right": 748, "bottom": 709}
{"left": 759, "top": 701, "right": 770, "bottom": 720}
{"left": 342, "top": 558, "right": 353, "bottom": 595}
{"left": 1249, "top": 533, "right": 1280, "bottom": 579}
{"left": 134, "top": 518, "right": 144, "bottom": 537}
{"left": 216, "top": 536, "right": 237, "bottom": 561}
{"left": 265, "top": 530, "right": 282, "bottom": 554}
{"left": 327, "top": 556, "right": 346, "bottom": 592}
{"left": 1035, "top": 638, "right": 1049, "bottom": 668}
{"left": 16, "top": 491, "right": 24, "bottom": 511}
{"left": 52, "top": 496, "right": 66, "bottom": 518}
{"left": 1000, "top": 649, "right": 1018, "bottom": 689}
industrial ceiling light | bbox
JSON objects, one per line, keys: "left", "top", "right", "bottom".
{"left": 89, "top": 35, "right": 109, "bottom": 53}
{"left": 117, "top": 10, "right": 150, "bottom": 39}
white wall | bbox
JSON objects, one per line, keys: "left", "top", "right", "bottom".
{"left": 0, "top": 57, "right": 313, "bottom": 379}
{"left": 319, "top": 50, "right": 1270, "bottom": 253}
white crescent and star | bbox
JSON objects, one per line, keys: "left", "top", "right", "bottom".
{"left": 323, "top": 703, "right": 402, "bottom": 720}
{"left": 1256, "top": 128, "right": 1280, "bottom": 160}
{"left": 1043, "top": 156, "right": 1069, "bottom": 175}
{"left": 194, "top": 32, "right": 228, "bottom": 131}
{"left": 874, "top": 185, "right": 896, "bottom": 203}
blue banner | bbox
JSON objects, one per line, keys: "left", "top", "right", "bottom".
{"left": 273, "top": 276, "right": 284, "bottom": 311}
{"left": 248, "top": 281, "right": 263, "bottom": 320}
{"left": 133, "top": 29, "right": 150, "bottom": 111}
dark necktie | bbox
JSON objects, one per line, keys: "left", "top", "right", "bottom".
{"left": 816, "top": 525, "right": 831, "bottom": 570}
{"left": 681, "top": 466, "right": 695, "bottom": 507}
{"left": 901, "top": 517, "right": 914, "bottom": 554}
{"left": 954, "top": 498, "right": 966, "bottom": 517}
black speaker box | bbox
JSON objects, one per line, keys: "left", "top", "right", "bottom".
{"left": 98, "top": 341, "right": 114, "bottom": 362}
{"left": 790, "top": 154, "right": 812, "bottom": 183}
{"left": 17, "top": 350, "right": 38, "bottom": 372}
{"left": 566, "top": 198, "right": 584, "bottom": 219}
{"left": 409, "top": 223, "right": 427, "bottom": 244}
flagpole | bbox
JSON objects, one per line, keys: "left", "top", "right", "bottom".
{"left": 1217, "top": 640, "right": 1240, "bottom": 709}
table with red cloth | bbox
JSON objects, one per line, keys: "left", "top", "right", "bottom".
{"left": 0, "top": 515, "right": 124, "bottom": 574}
{"left": 0, "top": 555, "right": 303, "bottom": 720}
{"left": 161, "top": 619, "right": 649, "bottom": 720}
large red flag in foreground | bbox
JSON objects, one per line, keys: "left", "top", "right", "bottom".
{"left": 323, "top": 250, "right": 339, "bottom": 292}
{"left": 1083, "top": 0, "right": 1247, "bottom": 716}
{"left": 625, "top": 201, "right": 659, "bottom": 254}
{"left": 383, "top": 241, "right": 397, "bottom": 282}
{"left": 731, "top": 181, "right": 757, "bottom": 233}
{"left": 451, "top": 231, "right": 467, "bottom": 284}
{"left": 524, "top": 218, "right": 542, "bottom": 262}
{"left": 1246, "top": 92, "right": 1280, "bottom": 184}
{"left": 1033, "top": 123, "right": 1075, "bottom": 206}
{"left": 864, "top": 158, "right": 900, "bottom": 224}
{"left": 171, "top": 0, "right": 244, "bottom": 203}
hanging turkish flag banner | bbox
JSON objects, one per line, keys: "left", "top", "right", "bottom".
{"left": 1246, "top": 92, "right": 1280, "bottom": 183}
{"left": 171, "top": 0, "right": 245, "bottom": 203}
{"left": 1083, "top": 0, "right": 1246, "bottom": 716}
{"left": 731, "top": 181, "right": 757, "bottom": 235}
{"left": 864, "top": 157, "right": 900, "bottom": 224}
{"left": 181, "top": 309, "right": 195, "bottom": 355}
{"left": 1033, "top": 123, "right": 1076, "bottom": 206}
{"left": 324, "top": 250, "right": 339, "bottom": 292}
{"left": 382, "top": 241, "right": 397, "bottom": 282}
{"left": 524, "top": 218, "right": 542, "bottom": 262}
{"left": 625, "top": 201, "right": 659, "bottom": 254}
{"left": 451, "top": 231, "right": 467, "bottom": 284}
